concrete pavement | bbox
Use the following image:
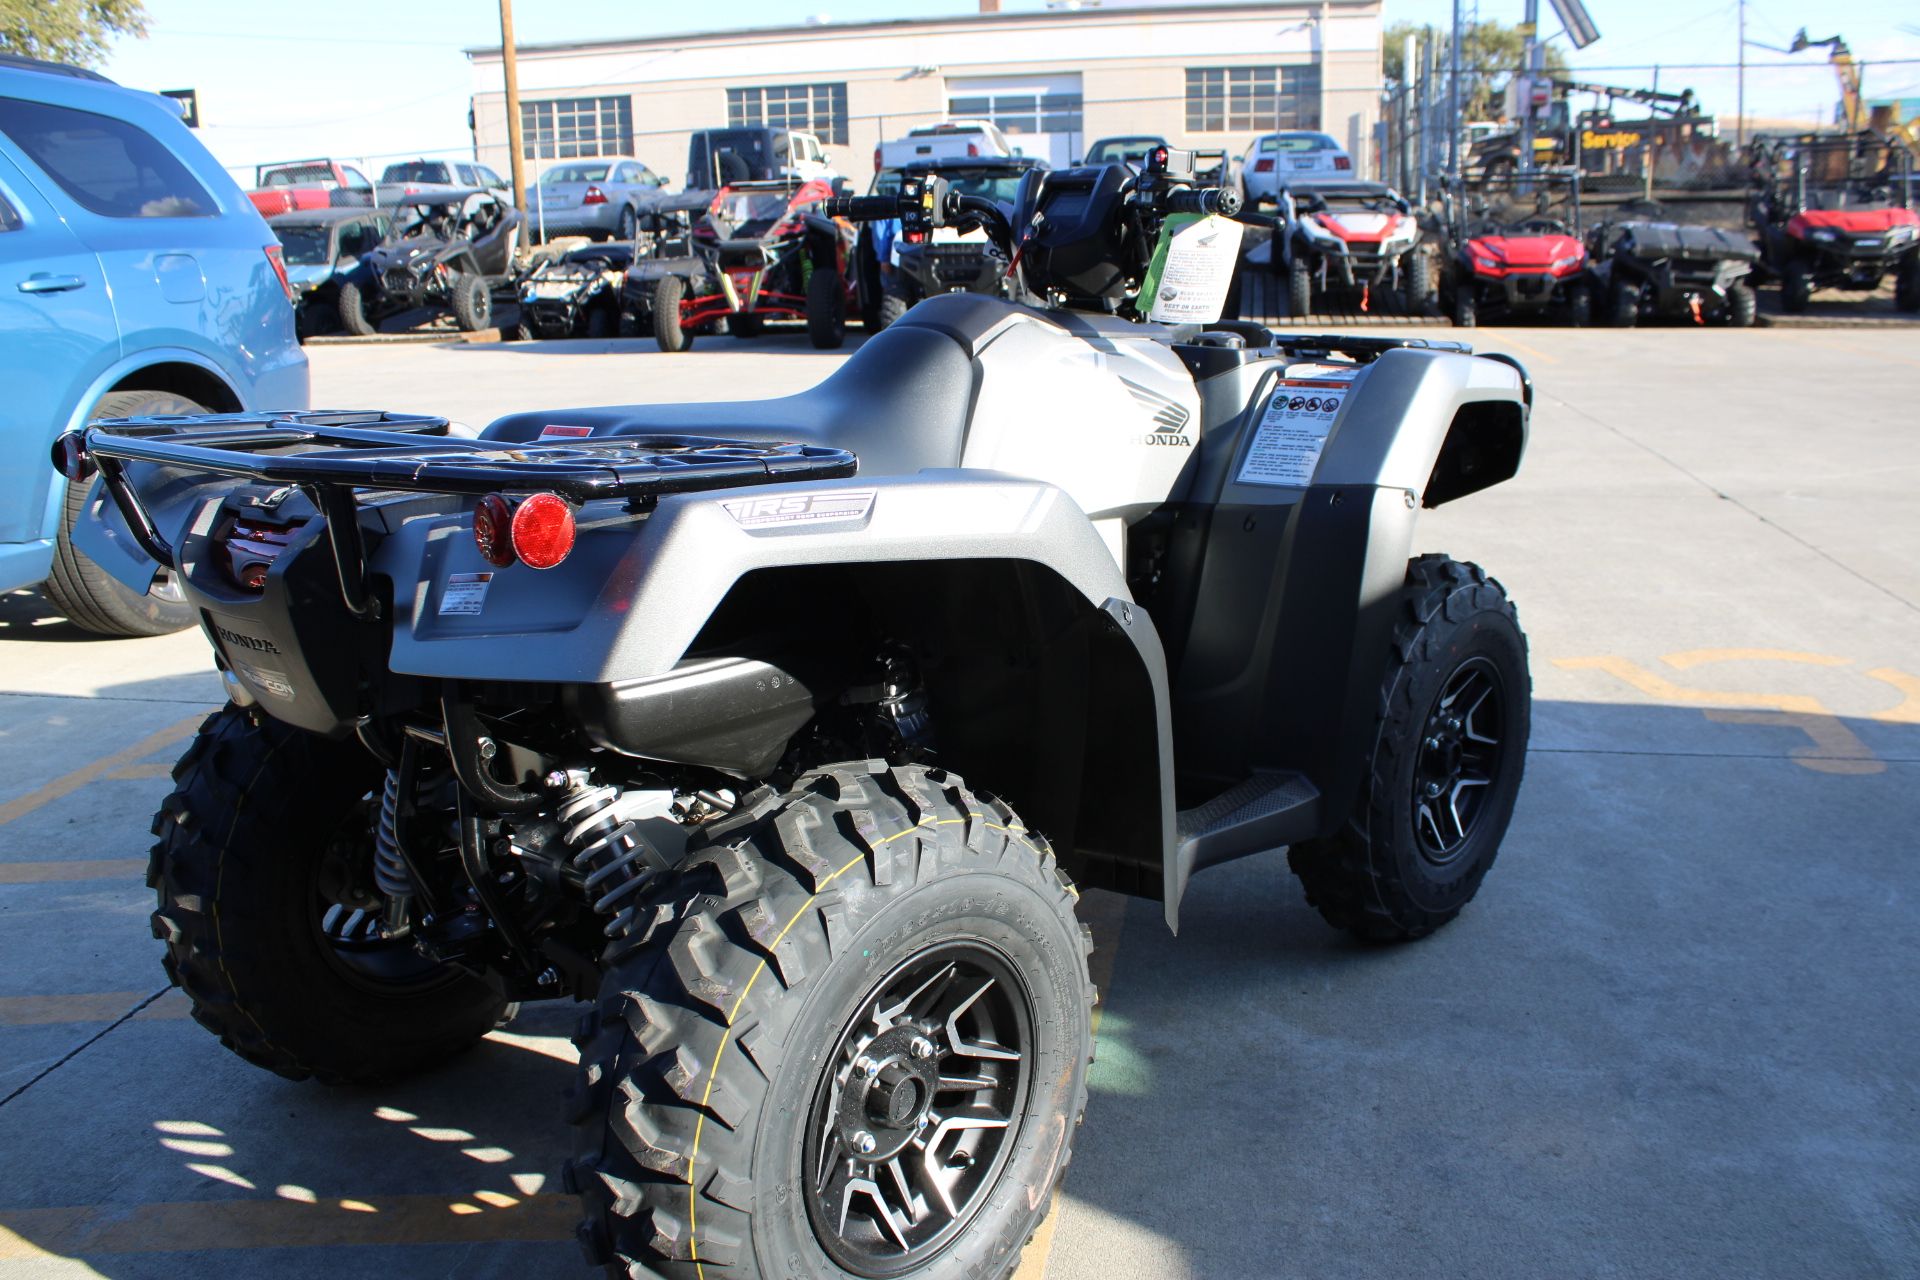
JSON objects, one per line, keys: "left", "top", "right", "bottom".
{"left": 1, "top": 325, "right": 1915, "bottom": 1278}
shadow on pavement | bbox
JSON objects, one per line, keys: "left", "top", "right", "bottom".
{"left": 0, "top": 700, "right": 1912, "bottom": 1277}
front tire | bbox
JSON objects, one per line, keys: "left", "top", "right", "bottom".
{"left": 1565, "top": 280, "right": 1594, "bottom": 328}
{"left": 338, "top": 279, "right": 377, "bottom": 335}
{"left": 1724, "top": 280, "right": 1757, "bottom": 327}
{"left": 568, "top": 764, "right": 1093, "bottom": 1279}
{"left": 1403, "top": 245, "right": 1435, "bottom": 316}
{"left": 1780, "top": 261, "right": 1812, "bottom": 314}
{"left": 1288, "top": 556, "right": 1530, "bottom": 941}
{"left": 1287, "top": 257, "right": 1314, "bottom": 318}
{"left": 1609, "top": 277, "right": 1641, "bottom": 327}
{"left": 653, "top": 276, "right": 693, "bottom": 351}
{"left": 806, "top": 264, "right": 847, "bottom": 349}
{"left": 1451, "top": 282, "right": 1476, "bottom": 328}
{"left": 450, "top": 273, "right": 492, "bottom": 331}
{"left": 876, "top": 289, "right": 912, "bottom": 331}
{"left": 1894, "top": 254, "right": 1920, "bottom": 313}
{"left": 43, "top": 389, "right": 203, "bottom": 637}
{"left": 149, "top": 706, "right": 507, "bottom": 1083}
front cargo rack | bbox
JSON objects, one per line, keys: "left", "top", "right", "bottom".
{"left": 58, "top": 409, "right": 859, "bottom": 621}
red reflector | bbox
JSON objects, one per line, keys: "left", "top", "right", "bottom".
{"left": 52, "top": 432, "right": 92, "bottom": 482}
{"left": 966, "top": 142, "right": 979, "bottom": 157}
{"left": 873, "top": 146, "right": 882, "bottom": 172}
{"left": 264, "top": 243, "right": 294, "bottom": 303}
{"left": 583, "top": 185, "right": 607, "bottom": 205}
{"left": 1150, "top": 146, "right": 1168, "bottom": 170}
{"left": 1253, "top": 158, "right": 1274, "bottom": 173}
{"left": 509, "top": 492, "right": 575, "bottom": 570}
{"left": 473, "top": 493, "right": 516, "bottom": 566}
{"left": 1334, "top": 156, "right": 1352, "bottom": 170}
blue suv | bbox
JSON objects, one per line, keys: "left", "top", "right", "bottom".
{"left": 0, "top": 55, "right": 308, "bottom": 634}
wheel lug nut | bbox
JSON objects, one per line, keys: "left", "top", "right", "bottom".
{"left": 1425, "top": 780, "right": 1444, "bottom": 796}
{"left": 1425, "top": 735, "right": 1444, "bottom": 750}
{"left": 909, "top": 1036, "right": 935, "bottom": 1060}
{"left": 856, "top": 1057, "right": 880, "bottom": 1080}
{"left": 852, "top": 1130, "right": 876, "bottom": 1156}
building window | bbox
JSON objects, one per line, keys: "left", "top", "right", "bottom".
{"left": 1185, "top": 66, "right": 1321, "bottom": 132}
{"left": 727, "top": 83, "right": 849, "bottom": 146}
{"left": 520, "top": 96, "right": 634, "bottom": 160}
{"left": 946, "top": 91, "right": 1083, "bottom": 138}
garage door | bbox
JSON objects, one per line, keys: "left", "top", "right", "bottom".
{"left": 945, "top": 73, "right": 1083, "bottom": 169}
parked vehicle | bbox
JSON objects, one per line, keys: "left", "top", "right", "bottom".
{"left": 1587, "top": 211, "right": 1758, "bottom": 326}
{"left": 687, "top": 127, "right": 835, "bottom": 189}
{"left": 877, "top": 119, "right": 1016, "bottom": 171}
{"left": 1445, "top": 173, "right": 1592, "bottom": 327}
{"left": 529, "top": 158, "right": 668, "bottom": 242}
{"left": 270, "top": 207, "right": 394, "bottom": 340}
{"left": 248, "top": 157, "right": 375, "bottom": 216}
{"left": 1084, "top": 135, "right": 1228, "bottom": 184}
{"left": 63, "top": 147, "right": 1531, "bottom": 1280}
{"left": 622, "top": 178, "right": 855, "bottom": 350}
{"left": 1276, "top": 181, "right": 1432, "bottom": 315}
{"left": 1749, "top": 132, "right": 1920, "bottom": 312}
{"left": 1241, "top": 131, "right": 1352, "bottom": 208}
{"left": 516, "top": 241, "right": 633, "bottom": 339}
{"left": 381, "top": 158, "right": 511, "bottom": 198}
{"left": 337, "top": 190, "right": 522, "bottom": 335}
{"left": 0, "top": 54, "right": 307, "bottom": 635}
{"left": 853, "top": 155, "right": 1046, "bottom": 330}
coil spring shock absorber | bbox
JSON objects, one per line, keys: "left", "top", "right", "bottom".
{"left": 372, "top": 737, "right": 424, "bottom": 937}
{"left": 553, "top": 774, "right": 673, "bottom": 942}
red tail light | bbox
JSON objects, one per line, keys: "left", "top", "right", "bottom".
{"left": 1334, "top": 156, "right": 1352, "bottom": 170}
{"left": 583, "top": 185, "right": 608, "bottom": 206}
{"left": 222, "top": 518, "right": 304, "bottom": 590}
{"left": 509, "top": 492, "right": 576, "bottom": 569}
{"left": 873, "top": 146, "right": 882, "bottom": 172}
{"left": 1253, "top": 158, "right": 1274, "bottom": 173}
{"left": 1149, "top": 146, "right": 1169, "bottom": 171}
{"left": 473, "top": 493, "right": 516, "bottom": 566}
{"left": 264, "top": 244, "right": 294, "bottom": 303}
{"left": 966, "top": 142, "right": 980, "bottom": 157}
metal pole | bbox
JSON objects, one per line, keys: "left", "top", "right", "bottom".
{"left": 1448, "top": 0, "right": 1463, "bottom": 175}
{"left": 1518, "top": 0, "right": 1538, "bottom": 192}
{"left": 1736, "top": 0, "right": 1746, "bottom": 149}
{"left": 498, "top": 0, "right": 527, "bottom": 214}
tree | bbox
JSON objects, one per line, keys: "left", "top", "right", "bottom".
{"left": 1384, "top": 19, "right": 1567, "bottom": 120}
{"left": 0, "top": 0, "right": 148, "bottom": 68}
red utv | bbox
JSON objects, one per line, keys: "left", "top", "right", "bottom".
{"left": 1275, "top": 181, "right": 1434, "bottom": 316}
{"left": 1749, "top": 133, "right": 1920, "bottom": 313}
{"left": 1446, "top": 175, "right": 1593, "bottom": 327}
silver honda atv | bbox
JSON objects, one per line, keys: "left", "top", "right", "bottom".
{"left": 59, "top": 150, "right": 1532, "bottom": 1280}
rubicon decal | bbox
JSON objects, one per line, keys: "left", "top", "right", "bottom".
{"left": 721, "top": 489, "right": 878, "bottom": 529}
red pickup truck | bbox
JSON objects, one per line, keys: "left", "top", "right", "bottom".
{"left": 248, "top": 158, "right": 375, "bottom": 216}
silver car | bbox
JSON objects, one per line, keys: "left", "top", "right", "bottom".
{"left": 1240, "top": 131, "right": 1352, "bottom": 208}
{"left": 529, "top": 158, "right": 669, "bottom": 242}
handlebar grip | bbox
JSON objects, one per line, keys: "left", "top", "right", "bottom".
{"left": 823, "top": 195, "right": 905, "bottom": 220}
{"left": 1165, "top": 187, "right": 1242, "bottom": 217}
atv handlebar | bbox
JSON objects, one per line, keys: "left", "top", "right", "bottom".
{"left": 822, "top": 195, "right": 907, "bottom": 220}
{"left": 1164, "top": 186, "right": 1242, "bottom": 217}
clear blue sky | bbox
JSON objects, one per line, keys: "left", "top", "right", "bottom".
{"left": 99, "top": 0, "right": 1920, "bottom": 177}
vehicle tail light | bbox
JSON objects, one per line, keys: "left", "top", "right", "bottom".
{"left": 473, "top": 493, "right": 516, "bottom": 566}
{"left": 222, "top": 517, "right": 304, "bottom": 590}
{"left": 873, "top": 146, "right": 882, "bottom": 172}
{"left": 1253, "top": 158, "right": 1274, "bottom": 173}
{"left": 1334, "top": 156, "right": 1352, "bottom": 170}
{"left": 967, "top": 143, "right": 980, "bottom": 157}
{"left": 264, "top": 244, "right": 294, "bottom": 303}
{"left": 583, "top": 185, "right": 608, "bottom": 206}
{"left": 51, "top": 432, "right": 93, "bottom": 482}
{"left": 510, "top": 492, "right": 576, "bottom": 569}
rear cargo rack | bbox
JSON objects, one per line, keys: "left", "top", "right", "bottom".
{"left": 62, "top": 409, "right": 858, "bottom": 622}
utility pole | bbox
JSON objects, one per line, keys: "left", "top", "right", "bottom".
{"left": 499, "top": 0, "right": 527, "bottom": 213}
{"left": 1736, "top": 0, "right": 1746, "bottom": 148}
{"left": 1518, "top": 0, "right": 1539, "bottom": 192}
{"left": 1448, "top": 0, "right": 1462, "bottom": 175}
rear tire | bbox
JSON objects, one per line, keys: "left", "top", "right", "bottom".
{"left": 1451, "top": 282, "right": 1476, "bottom": 328}
{"left": 1565, "top": 281, "right": 1594, "bottom": 328}
{"left": 1287, "top": 258, "right": 1314, "bottom": 318}
{"left": 1725, "top": 281, "right": 1757, "bottom": 327}
{"left": 338, "top": 279, "right": 377, "bottom": 335}
{"left": 582, "top": 303, "right": 614, "bottom": 339}
{"left": 568, "top": 764, "right": 1093, "bottom": 1279}
{"left": 876, "top": 289, "right": 912, "bottom": 331}
{"left": 149, "top": 705, "right": 507, "bottom": 1083}
{"left": 652, "top": 276, "right": 693, "bottom": 351}
{"left": 451, "top": 273, "right": 492, "bottom": 332}
{"left": 42, "top": 389, "right": 203, "bottom": 637}
{"left": 1403, "top": 245, "right": 1435, "bottom": 316}
{"left": 1288, "top": 556, "right": 1530, "bottom": 941}
{"left": 806, "top": 264, "right": 847, "bottom": 349}
{"left": 1609, "top": 278, "right": 1641, "bottom": 327}
{"left": 1780, "top": 261, "right": 1811, "bottom": 314}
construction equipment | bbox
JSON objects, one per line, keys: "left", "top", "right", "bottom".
{"left": 1471, "top": 79, "right": 1726, "bottom": 191}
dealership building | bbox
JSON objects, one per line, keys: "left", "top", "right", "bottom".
{"left": 466, "top": 0, "right": 1382, "bottom": 187}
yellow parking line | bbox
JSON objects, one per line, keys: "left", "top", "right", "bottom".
{"left": 0, "top": 991, "right": 187, "bottom": 1027}
{"left": 0, "top": 715, "right": 202, "bottom": 829}
{"left": 1477, "top": 332, "right": 1560, "bottom": 365}
{"left": 0, "top": 1192, "right": 576, "bottom": 1260}
{"left": 0, "top": 858, "right": 147, "bottom": 885}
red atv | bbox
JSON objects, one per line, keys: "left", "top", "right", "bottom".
{"left": 1446, "top": 177, "right": 1593, "bottom": 328}
{"left": 1749, "top": 134, "right": 1920, "bottom": 313}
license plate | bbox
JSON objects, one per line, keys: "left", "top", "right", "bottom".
{"left": 1289, "top": 158, "right": 1319, "bottom": 169}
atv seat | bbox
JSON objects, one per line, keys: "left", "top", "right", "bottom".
{"left": 479, "top": 318, "right": 978, "bottom": 477}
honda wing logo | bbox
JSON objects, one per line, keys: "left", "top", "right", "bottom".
{"left": 1121, "top": 378, "right": 1194, "bottom": 447}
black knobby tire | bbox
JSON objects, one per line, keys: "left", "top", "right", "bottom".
{"left": 1724, "top": 281, "right": 1757, "bottom": 328}
{"left": 1451, "top": 282, "right": 1476, "bottom": 328}
{"left": 1288, "top": 556, "right": 1531, "bottom": 941}
{"left": 653, "top": 276, "right": 693, "bottom": 351}
{"left": 728, "top": 311, "right": 765, "bottom": 339}
{"left": 567, "top": 764, "right": 1094, "bottom": 1280}
{"left": 1403, "top": 245, "right": 1435, "bottom": 316}
{"left": 1609, "top": 277, "right": 1641, "bottom": 327}
{"left": 1565, "top": 281, "right": 1594, "bottom": 328}
{"left": 806, "top": 264, "right": 847, "bottom": 349}
{"left": 338, "top": 279, "right": 377, "bottom": 335}
{"left": 1894, "top": 254, "right": 1920, "bottom": 314}
{"left": 515, "top": 320, "right": 538, "bottom": 342}
{"left": 618, "top": 205, "right": 638, "bottom": 242}
{"left": 43, "top": 389, "right": 202, "bottom": 637}
{"left": 876, "top": 289, "right": 912, "bottom": 331}
{"left": 583, "top": 303, "right": 615, "bottom": 339}
{"left": 1287, "top": 257, "right": 1314, "bottom": 318}
{"left": 451, "top": 273, "right": 492, "bottom": 332}
{"left": 1779, "top": 261, "right": 1811, "bottom": 314}
{"left": 149, "top": 705, "right": 507, "bottom": 1083}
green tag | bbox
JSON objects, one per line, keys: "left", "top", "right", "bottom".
{"left": 1136, "top": 213, "right": 1200, "bottom": 315}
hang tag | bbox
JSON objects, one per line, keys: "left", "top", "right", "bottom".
{"left": 1141, "top": 213, "right": 1244, "bottom": 324}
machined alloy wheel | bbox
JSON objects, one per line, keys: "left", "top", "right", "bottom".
{"left": 1411, "top": 657, "right": 1507, "bottom": 864}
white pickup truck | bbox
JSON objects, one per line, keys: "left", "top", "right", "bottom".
{"left": 876, "top": 119, "right": 1017, "bottom": 171}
